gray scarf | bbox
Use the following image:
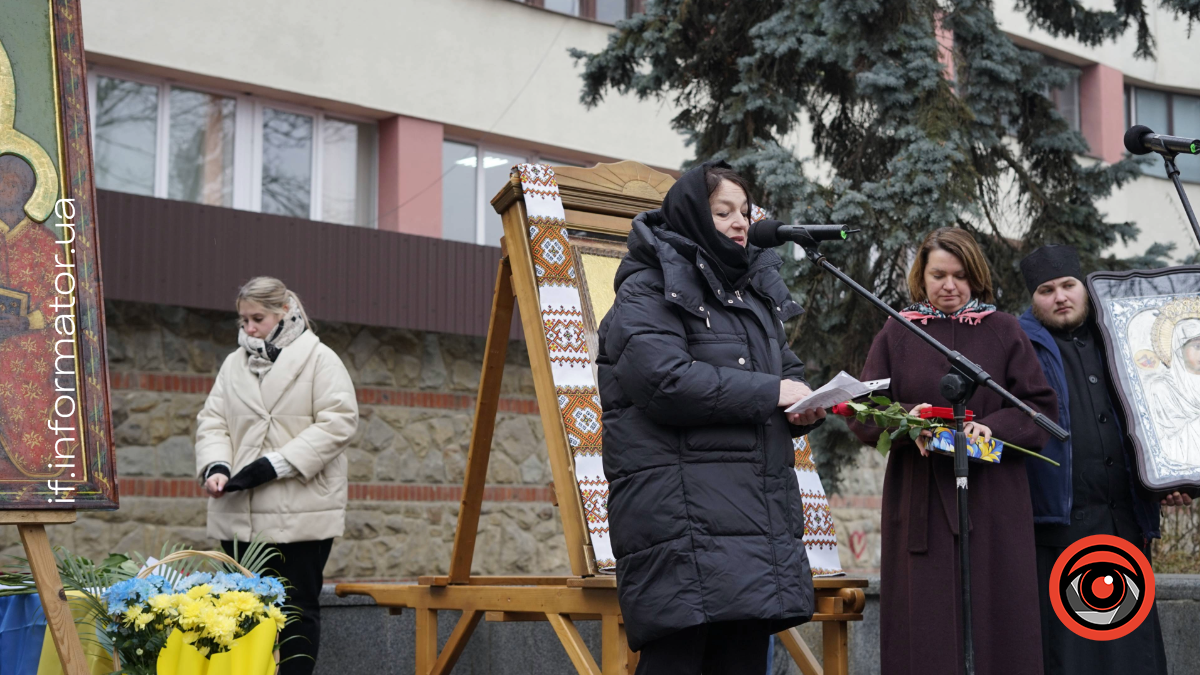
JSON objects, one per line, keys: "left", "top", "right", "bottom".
{"left": 238, "top": 302, "right": 307, "bottom": 379}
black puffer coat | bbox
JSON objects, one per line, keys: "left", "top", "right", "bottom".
{"left": 597, "top": 208, "right": 817, "bottom": 651}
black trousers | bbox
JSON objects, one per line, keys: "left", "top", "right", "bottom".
{"left": 222, "top": 538, "right": 333, "bottom": 675}
{"left": 634, "top": 620, "right": 770, "bottom": 675}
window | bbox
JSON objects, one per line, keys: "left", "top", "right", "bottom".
{"left": 92, "top": 76, "right": 158, "bottom": 196}
{"left": 168, "top": 87, "right": 235, "bottom": 207}
{"left": 1000, "top": 54, "right": 1081, "bottom": 137}
{"left": 540, "top": 157, "right": 589, "bottom": 168}
{"left": 1043, "top": 57, "right": 1081, "bottom": 132}
{"left": 259, "top": 107, "right": 313, "bottom": 218}
{"left": 322, "top": 117, "right": 376, "bottom": 227}
{"left": 441, "top": 141, "right": 478, "bottom": 244}
{"left": 1128, "top": 85, "right": 1200, "bottom": 183}
{"left": 89, "top": 69, "right": 378, "bottom": 226}
{"left": 483, "top": 150, "right": 525, "bottom": 246}
{"left": 441, "top": 141, "right": 530, "bottom": 247}
{"left": 513, "top": 0, "right": 638, "bottom": 24}
{"left": 543, "top": 0, "right": 580, "bottom": 15}
{"left": 595, "top": 0, "right": 629, "bottom": 23}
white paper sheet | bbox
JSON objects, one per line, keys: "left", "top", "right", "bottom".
{"left": 786, "top": 371, "right": 891, "bottom": 414}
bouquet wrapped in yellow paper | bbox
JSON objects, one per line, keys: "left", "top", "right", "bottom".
{"left": 102, "top": 549, "right": 289, "bottom": 675}
{"left": 157, "top": 616, "right": 279, "bottom": 675}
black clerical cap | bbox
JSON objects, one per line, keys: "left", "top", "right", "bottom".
{"left": 1020, "top": 245, "right": 1083, "bottom": 294}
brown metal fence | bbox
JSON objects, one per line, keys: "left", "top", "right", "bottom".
{"left": 95, "top": 190, "right": 513, "bottom": 338}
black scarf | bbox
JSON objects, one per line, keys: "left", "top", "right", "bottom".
{"left": 659, "top": 161, "right": 752, "bottom": 288}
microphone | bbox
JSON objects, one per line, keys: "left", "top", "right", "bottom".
{"left": 1124, "top": 125, "right": 1200, "bottom": 156}
{"left": 748, "top": 219, "right": 856, "bottom": 248}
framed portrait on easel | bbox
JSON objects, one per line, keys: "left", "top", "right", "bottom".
{"left": 1089, "top": 266, "right": 1200, "bottom": 496}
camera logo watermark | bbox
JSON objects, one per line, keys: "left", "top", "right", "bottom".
{"left": 1049, "top": 534, "right": 1155, "bottom": 641}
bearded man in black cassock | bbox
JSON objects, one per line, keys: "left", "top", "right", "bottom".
{"left": 1017, "top": 245, "right": 1193, "bottom": 675}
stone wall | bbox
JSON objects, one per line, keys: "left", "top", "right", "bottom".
{"left": 827, "top": 450, "right": 887, "bottom": 574}
{"left": 0, "top": 301, "right": 569, "bottom": 579}
{"left": 0, "top": 299, "right": 893, "bottom": 579}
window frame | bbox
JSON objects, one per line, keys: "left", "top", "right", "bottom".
{"left": 250, "top": 98, "right": 322, "bottom": 219}
{"left": 512, "top": 0, "right": 642, "bottom": 24}
{"left": 1041, "top": 56, "right": 1082, "bottom": 133}
{"left": 87, "top": 65, "right": 378, "bottom": 226}
{"left": 1127, "top": 84, "right": 1200, "bottom": 184}
{"left": 440, "top": 138, "right": 603, "bottom": 247}
{"left": 443, "top": 136, "right": 534, "bottom": 246}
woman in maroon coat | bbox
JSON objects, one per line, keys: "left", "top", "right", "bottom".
{"left": 851, "top": 228, "right": 1057, "bottom": 675}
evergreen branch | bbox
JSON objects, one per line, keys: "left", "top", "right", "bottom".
{"left": 996, "top": 145, "right": 1050, "bottom": 207}
{"left": 573, "top": 0, "right": 1176, "bottom": 489}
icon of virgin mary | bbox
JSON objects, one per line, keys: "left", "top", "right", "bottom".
{"left": 1147, "top": 317, "right": 1200, "bottom": 468}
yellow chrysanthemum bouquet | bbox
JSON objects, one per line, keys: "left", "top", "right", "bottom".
{"left": 102, "top": 548, "right": 290, "bottom": 675}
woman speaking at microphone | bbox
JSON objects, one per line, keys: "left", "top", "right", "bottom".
{"left": 596, "top": 161, "right": 822, "bottom": 674}
{"left": 849, "top": 228, "right": 1056, "bottom": 675}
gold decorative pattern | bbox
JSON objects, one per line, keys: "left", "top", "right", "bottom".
{"left": 0, "top": 40, "right": 59, "bottom": 224}
{"left": 1151, "top": 297, "right": 1200, "bottom": 367}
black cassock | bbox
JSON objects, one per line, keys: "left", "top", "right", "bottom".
{"left": 1034, "top": 320, "right": 1167, "bottom": 675}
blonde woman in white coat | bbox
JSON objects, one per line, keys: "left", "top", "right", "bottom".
{"left": 195, "top": 277, "right": 358, "bottom": 675}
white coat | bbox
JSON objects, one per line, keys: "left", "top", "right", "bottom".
{"left": 195, "top": 330, "right": 358, "bottom": 543}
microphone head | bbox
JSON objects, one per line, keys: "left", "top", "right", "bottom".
{"left": 1124, "top": 125, "right": 1154, "bottom": 155}
{"left": 748, "top": 220, "right": 784, "bottom": 248}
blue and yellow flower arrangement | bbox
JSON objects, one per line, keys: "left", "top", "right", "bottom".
{"left": 2, "top": 541, "right": 289, "bottom": 674}
{"left": 101, "top": 548, "right": 290, "bottom": 675}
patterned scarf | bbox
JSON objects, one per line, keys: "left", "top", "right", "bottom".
{"left": 899, "top": 298, "right": 997, "bottom": 326}
{"left": 238, "top": 302, "right": 307, "bottom": 379}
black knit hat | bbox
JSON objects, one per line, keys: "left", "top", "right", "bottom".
{"left": 1019, "top": 245, "right": 1083, "bottom": 294}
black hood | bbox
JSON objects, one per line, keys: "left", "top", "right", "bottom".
{"left": 614, "top": 211, "right": 803, "bottom": 324}
{"left": 614, "top": 210, "right": 668, "bottom": 290}
{"left": 659, "top": 160, "right": 751, "bottom": 286}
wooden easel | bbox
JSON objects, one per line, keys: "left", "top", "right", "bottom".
{"left": 337, "top": 162, "right": 867, "bottom": 675}
{"left": 1, "top": 510, "right": 89, "bottom": 675}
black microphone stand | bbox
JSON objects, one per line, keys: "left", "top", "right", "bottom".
{"left": 793, "top": 234, "right": 1069, "bottom": 675}
{"left": 1160, "top": 154, "right": 1200, "bottom": 246}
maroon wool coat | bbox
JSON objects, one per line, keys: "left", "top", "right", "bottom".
{"left": 850, "top": 312, "right": 1057, "bottom": 675}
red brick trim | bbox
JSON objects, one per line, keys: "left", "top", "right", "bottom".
{"left": 355, "top": 388, "right": 539, "bottom": 415}
{"left": 117, "top": 478, "right": 555, "bottom": 503}
{"left": 347, "top": 484, "right": 553, "bottom": 502}
{"left": 109, "top": 371, "right": 539, "bottom": 414}
{"left": 110, "top": 372, "right": 218, "bottom": 395}
{"left": 120, "top": 477, "right": 209, "bottom": 498}
{"left": 118, "top": 476, "right": 869, "bottom": 509}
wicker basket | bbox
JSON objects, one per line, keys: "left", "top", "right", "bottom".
{"left": 135, "top": 550, "right": 254, "bottom": 580}
{"left": 112, "top": 549, "right": 281, "bottom": 674}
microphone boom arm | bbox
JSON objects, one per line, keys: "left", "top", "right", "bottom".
{"left": 1163, "top": 155, "right": 1200, "bottom": 249}
{"left": 795, "top": 242, "right": 1070, "bottom": 442}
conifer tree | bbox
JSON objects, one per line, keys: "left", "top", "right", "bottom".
{"left": 572, "top": 0, "right": 1184, "bottom": 485}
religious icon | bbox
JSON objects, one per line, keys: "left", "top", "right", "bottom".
{"left": 1144, "top": 303, "right": 1200, "bottom": 467}
{"left": 0, "top": 2, "right": 117, "bottom": 509}
{"left": 1088, "top": 269, "right": 1200, "bottom": 495}
{"left": 0, "top": 36, "right": 69, "bottom": 484}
